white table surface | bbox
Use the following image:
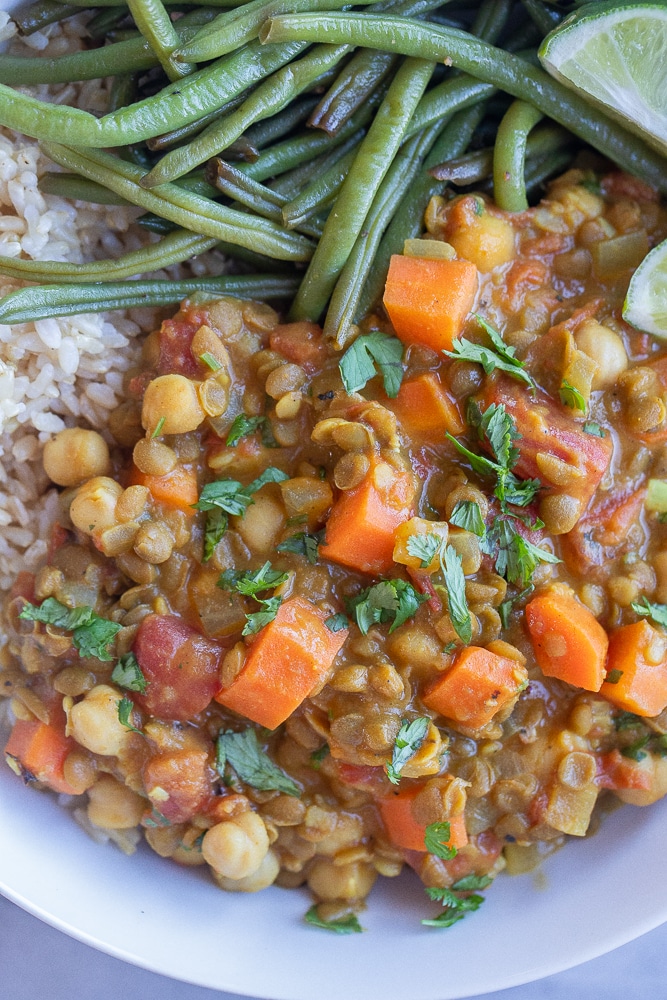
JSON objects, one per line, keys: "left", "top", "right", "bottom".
{"left": 1, "top": 892, "right": 665, "bottom": 1000}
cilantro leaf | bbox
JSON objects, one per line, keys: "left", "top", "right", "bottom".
{"left": 424, "top": 821, "right": 457, "bottom": 860}
{"left": 19, "top": 598, "right": 121, "bottom": 662}
{"left": 498, "top": 584, "right": 534, "bottom": 629}
{"left": 339, "top": 331, "right": 404, "bottom": 398}
{"left": 243, "top": 596, "right": 283, "bottom": 635}
{"left": 583, "top": 421, "right": 605, "bottom": 438}
{"left": 117, "top": 696, "right": 142, "bottom": 734}
{"left": 422, "top": 885, "right": 485, "bottom": 928}
{"left": 406, "top": 532, "right": 443, "bottom": 568}
{"left": 304, "top": 905, "right": 363, "bottom": 934}
{"left": 631, "top": 596, "right": 667, "bottom": 628}
{"left": 111, "top": 652, "right": 147, "bottom": 694}
{"left": 487, "top": 519, "right": 560, "bottom": 587}
{"left": 245, "top": 467, "right": 290, "bottom": 494}
{"left": 347, "top": 579, "right": 429, "bottom": 635}
{"left": 559, "top": 379, "right": 587, "bottom": 412}
{"left": 277, "top": 530, "right": 323, "bottom": 565}
{"left": 621, "top": 735, "right": 650, "bottom": 761}
{"left": 216, "top": 727, "right": 300, "bottom": 795}
{"left": 228, "top": 562, "right": 290, "bottom": 598}
{"left": 226, "top": 414, "right": 266, "bottom": 447}
{"left": 449, "top": 500, "right": 485, "bottom": 538}
{"left": 440, "top": 543, "right": 472, "bottom": 645}
{"left": 194, "top": 468, "right": 289, "bottom": 561}
{"left": 445, "top": 315, "right": 536, "bottom": 390}
{"left": 386, "top": 716, "right": 430, "bottom": 784}
{"left": 324, "top": 613, "right": 349, "bottom": 633}
{"left": 451, "top": 873, "right": 493, "bottom": 891}
{"left": 203, "top": 508, "right": 228, "bottom": 562}
{"left": 310, "top": 743, "right": 330, "bottom": 769}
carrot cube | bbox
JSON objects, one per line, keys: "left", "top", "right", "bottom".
{"left": 422, "top": 646, "right": 528, "bottom": 730}
{"left": 383, "top": 255, "right": 478, "bottom": 352}
{"left": 600, "top": 620, "right": 667, "bottom": 717}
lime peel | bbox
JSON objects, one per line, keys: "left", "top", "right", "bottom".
{"left": 623, "top": 238, "right": 667, "bottom": 337}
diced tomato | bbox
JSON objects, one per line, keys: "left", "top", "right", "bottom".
{"left": 596, "top": 749, "right": 653, "bottom": 791}
{"left": 9, "top": 571, "right": 35, "bottom": 603}
{"left": 157, "top": 318, "right": 200, "bottom": 379}
{"left": 143, "top": 747, "right": 213, "bottom": 823}
{"left": 133, "top": 614, "right": 224, "bottom": 720}
{"left": 269, "top": 321, "right": 327, "bottom": 373}
{"left": 333, "top": 761, "right": 385, "bottom": 791}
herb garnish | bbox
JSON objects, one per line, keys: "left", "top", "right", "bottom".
{"left": 111, "top": 652, "right": 147, "bottom": 693}
{"left": 559, "top": 379, "right": 587, "bottom": 413}
{"left": 199, "top": 351, "right": 223, "bottom": 372}
{"left": 406, "top": 532, "right": 443, "bottom": 569}
{"left": 338, "top": 331, "right": 404, "bottom": 398}
{"left": 324, "top": 613, "right": 349, "bottom": 633}
{"left": 310, "top": 744, "right": 330, "bottom": 769}
{"left": 421, "top": 884, "right": 486, "bottom": 928}
{"left": 449, "top": 500, "right": 486, "bottom": 537}
{"left": 386, "top": 716, "right": 430, "bottom": 784}
{"left": 277, "top": 529, "right": 324, "bottom": 565}
{"left": 216, "top": 727, "right": 300, "bottom": 796}
{"left": 19, "top": 598, "right": 122, "bottom": 662}
{"left": 304, "top": 905, "right": 363, "bottom": 934}
{"left": 346, "top": 579, "right": 429, "bottom": 635}
{"left": 225, "top": 414, "right": 267, "bottom": 447}
{"left": 151, "top": 416, "right": 166, "bottom": 439}
{"left": 424, "top": 821, "right": 457, "bottom": 860}
{"left": 194, "top": 467, "right": 289, "bottom": 561}
{"left": 117, "top": 696, "right": 142, "bottom": 735}
{"left": 217, "top": 561, "right": 289, "bottom": 635}
{"left": 445, "top": 315, "right": 536, "bottom": 390}
{"left": 631, "top": 596, "right": 667, "bottom": 628}
{"left": 583, "top": 420, "right": 605, "bottom": 438}
{"left": 405, "top": 532, "right": 472, "bottom": 644}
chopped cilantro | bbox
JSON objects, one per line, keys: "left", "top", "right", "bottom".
{"left": 226, "top": 414, "right": 266, "bottom": 447}
{"left": 194, "top": 467, "right": 289, "bottom": 561}
{"left": 583, "top": 421, "right": 605, "bottom": 438}
{"left": 449, "top": 500, "right": 486, "bottom": 538}
{"left": 111, "top": 652, "right": 147, "bottom": 694}
{"left": 243, "top": 596, "right": 283, "bottom": 635}
{"left": 422, "top": 885, "right": 485, "bottom": 928}
{"left": 324, "top": 613, "right": 349, "bottom": 633}
{"left": 484, "top": 518, "right": 560, "bottom": 588}
{"left": 406, "top": 532, "right": 443, "bottom": 568}
{"left": 304, "top": 905, "right": 363, "bottom": 934}
{"left": 621, "top": 735, "right": 651, "bottom": 761}
{"left": 151, "top": 415, "right": 166, "bottom": 439}
{"left": 117, "top": 696, "right": 142, "bottom": 735}
{"left": 338, "top": 331, "right": 404, "bottom": 398}
{"left": 199, "top": 351, "right": 222, "bottom": 372}
{"left": 605, "top": 668, "right": 624, "bottom": 685}
{"left": 424, "top": 821, "right": 457, "bottom": 860}
{"left": 498, "top": 585, "right": 534, "bottom": 629}
{"left": 347, "top": 579, "right": 429, "bottom": 635}
{"left": 277, "top": 530, "right": 323, "bottom": 565}
{"left": 216, "top": 727, "right": 301, "bottom": 796}
{"left": 614, "top": 711, "right": 643, "bottom": 732}
{"left": 217, "top": 562, "right": 288, "bottom": 636}
{"left": 310, "top": 744, "right": 330, "bottom": 769}
{"left": 386, "top": 716, "right": 430, "bottom": 785}
{"left": 559, "top": 379, "right": 587, "bottom": 412}
{"left": 19, "top": 598, "right": 121, "bottom": 662}
{"left": 445, "top": 315, "right": 536, "bottom": 390}
{"left": 440, "top": 543, "right": 472, "bottom": 644}
{"left": 451, "top": 873, "right": 493, "bottom": 891}
{"left": 442, "top": 641, "right": 457, "bottom": 655}
{"left": 631, "top": 596, "right": 667, "bottom": 628}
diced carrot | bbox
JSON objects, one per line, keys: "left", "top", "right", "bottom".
{"left": 215, "top": 596, "right": 348, "bottom": 730}
{"left": 600, "top": 620, "right": 667, "bottom": 717}
{"left": 524, "top": 589, "right": 608, "bottom": 692}
{"left": 319, "top": 459, "right": 415, "bottom": 575}
{"left": 269, "top": 321, "right": 327, "bottom": 373}
{"left": 383, "top": 255, "right": 478, "bottom": 352}
{"left": 596, "top": 749, "right": 653, "bottom": 791}
{"left": 130, "top": 463, "right": 198, "bottom": 515}
{"left": 379, "top": 786, "right": 468, "bottom": 852}
{"left": 422, "top": 646, "right": 528, "bottom": 730}
{"left": 479, "top": 375, "right": 612, "bottom": 518}
{"left": 4, "top": 719, "right": 77, "bottom": 795}
{"left": 387, "top": 372, "right": 465, "bottom": 440}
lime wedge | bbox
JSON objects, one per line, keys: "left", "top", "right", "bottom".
{"left": 539, "top": 2, "right": 667, "bottom": 157}
{"left": 623, "top": 238, "right": 667, "bottom": 336}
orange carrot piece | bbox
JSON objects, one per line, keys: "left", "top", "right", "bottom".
{"left": 422, "top": 646, "right": 528, "bottom": 730}
{"left": 525, "top": 589, "right": 608, "bottom": 691}
{"left": 130, "top": 464, "right": 198, "bottom": 515}
{"left": 383, "top": 255, "right": 478, "bottom": 352}
{"left": 319, "top": 459, "right": 415, "bottom": 575}
{"left": 600, "top": 620, "right": 667, "bottom": 717}
{"left": 379, "top": 787, "right": 468, "bottom": 852}
{"left": 215, "top": 596, "right": 348, "bottom": 729}
{"left": 4, "top": 719, "right": 77, "bottom": 795}
{"left": 388, "top": 372, "right": 465, "bottom": 439}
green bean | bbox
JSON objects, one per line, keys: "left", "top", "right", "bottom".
{"left": 324, "top": 124, "right": 442, "bottom": 344}
{"left": 42, "top": 143, "right": 315, "bottom": 261}
{"left": 281, "top": 147, "right": 356, "bottom": 229}
{"left": 429, "top": 120, "right": 570, "bottom": 183}
{"left": 470, "top": 0, "right": 512, "bottom": 45}
{"left": 12, "top": 0, "right": 79, "bottom": 34}
{"left": 310, "top": 51, "right": 397, "bottom": 136}
{"left": 0, "top": 230, "right": 219, "bottom": 284}
{"left": 127, "top": 0, "right": 193, "bottom": 81}
{"left": 261, "top": 13, "right": 667, "bottom": 193}
{"left": 146, "top": 94, "right": 250, "bottom": 152}
{"left": 0, "top": 275, "right": 300, "bottom": 325}
{"left": 142, "top": 43, "right": 345, "bottom": 187}
{"left": 405, "top": 74, "right": 496, "bottom": 140}
{"left": 244, "top": 95, "right": 319, "bottom": 151}
{"left": 86, "top": 7, "right": 130, "bottom": 39}
{"left": 0, "top": 36, "right": 160, "bottom": 85}
{"left": 356, "top": 103, "right": 484, "bottom": 319}
{"left": 493, "top": 98, "right": 544, "bottom": 211}
{"left": 108, "top": 74, "right": 137, "bottom": 115}
{"left": 39, "top": 174, "right": 131, "bottom": 205}
{"left": 63, "top": 0, "right": 240, "bottom": 5}
{"left": 290, "top": 57, "right": 436, "bottom": 322}
{"left": 176, "top": 0, "right": 377, "bottom": 63}
{"left": 520, "top": 0, "right": 561, "bottom": 35}
{"left": 524, "top": 147, "right": 574, "bottom": 196}
{"left": 0, "top": 40, "right": 302, "bottom": 146}
{"left": 268, "top": 129, "right": 365, "bottom": 197}
{"left": 208, "top": 160, "right": 325, "bottom": 238}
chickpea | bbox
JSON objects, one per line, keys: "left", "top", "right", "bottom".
{"left": 134, "top": 522, "right": 174, "bottom": 564}
{"left": 307, "top": 859, "right": 377, "bottom": 901}
{"left": 142, "top": 374, "right": 206, "bottom": 436}
{"left": 202, "top": 810, "right": 270, "bottom": 879}
{"left": 235, "top": 493, "right": 285, "bottom": 554}
{"left": 214, "top": 848, "right": 280, "bottom": 893}
{"left": 87, "top": 774, "right": 145, "bottom": 829}
{"left": 43, "top": 428, "right": 111, "bottom": 488}
{"left": 575, "top": 319, "right": 628, "bottom": 389}
{"left": 69, "top": 476, "right": 123, "bottom": 535}
{"left": 69, "top": 684, "right": 131, "bottom": 756}
{"left": 133, "top": 437, "right": 178, "bottom": 477}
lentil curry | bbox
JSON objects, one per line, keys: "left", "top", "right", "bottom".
{"left": 4, "top": 167, "right": 667, "bottom": 931}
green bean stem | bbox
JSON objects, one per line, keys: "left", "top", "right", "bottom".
{"left": 0, "top": 275, "right": 300, "bottom": 325}
{"left": 126, "top": 0, "right": 193, "bottom": 81}
{"left": 41, "top": 143, "right": 315, "bottom": 261}
{"left": 0, "top": 40, "right": 303, "bottom": 146}
{"left": 142, "top": 43, "right": 346, "bottom": 187}
{"left": 260, "top": 13, "right": 667, "bottom": 193}
{"left": 493, "top": 99, "right": 545, "bottom": 211}
{"left": 290, "top": 57, "right": 435, "bottom": 322}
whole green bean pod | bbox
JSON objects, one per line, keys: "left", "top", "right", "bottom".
{"left": 0, "top": 40, "right": 303, "bottom": 147}
{"left": 12, "top": 0, "right": 79, "bottom": 34}
{"left": 429, "top": 121, "right": 571, "bottom": 184}
{"left": 127, "top": 0, "right": 192, "bottom": 81}
{"left": 142, "top": 43, "right": 346, "bottom": 187}
{"left": 281, "top": 147, "right": 356, "bottom": 229}
{"left": 176, "top": 0, "right": 376, "bottom": 63}
{"left": 261, "top": 13, "right": 667, "bottom": 193}
{"left": 146, "top": 95, "right": 249, "bottom": 153}
{"left": 42, "top": 143, "right": 315, "bottom": 261}
{"left": 309, "top": 51, "right": 397, "bottom": 136}
{"left": 0, "top": 35, "right": 161, "bottom": 85}
{"left": 244, "top": 95, "right": 319, "bottom": 151}
{"left": 493, "top": 98, "right": 544, "bottom": 211}
{"left": 39, "top": 174, "right": 131, "bottom": 205}
{"left": 405, "top": 74, "right": 496, "bottom": 141}
{"left": 0, "top": 275, "right": 300, "bottom": 325}
{"left": 267, "top": 130, "right": 366, "bottom": 197}
{"left": 290, "top": 57, "right": 436, "bottom": 322}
